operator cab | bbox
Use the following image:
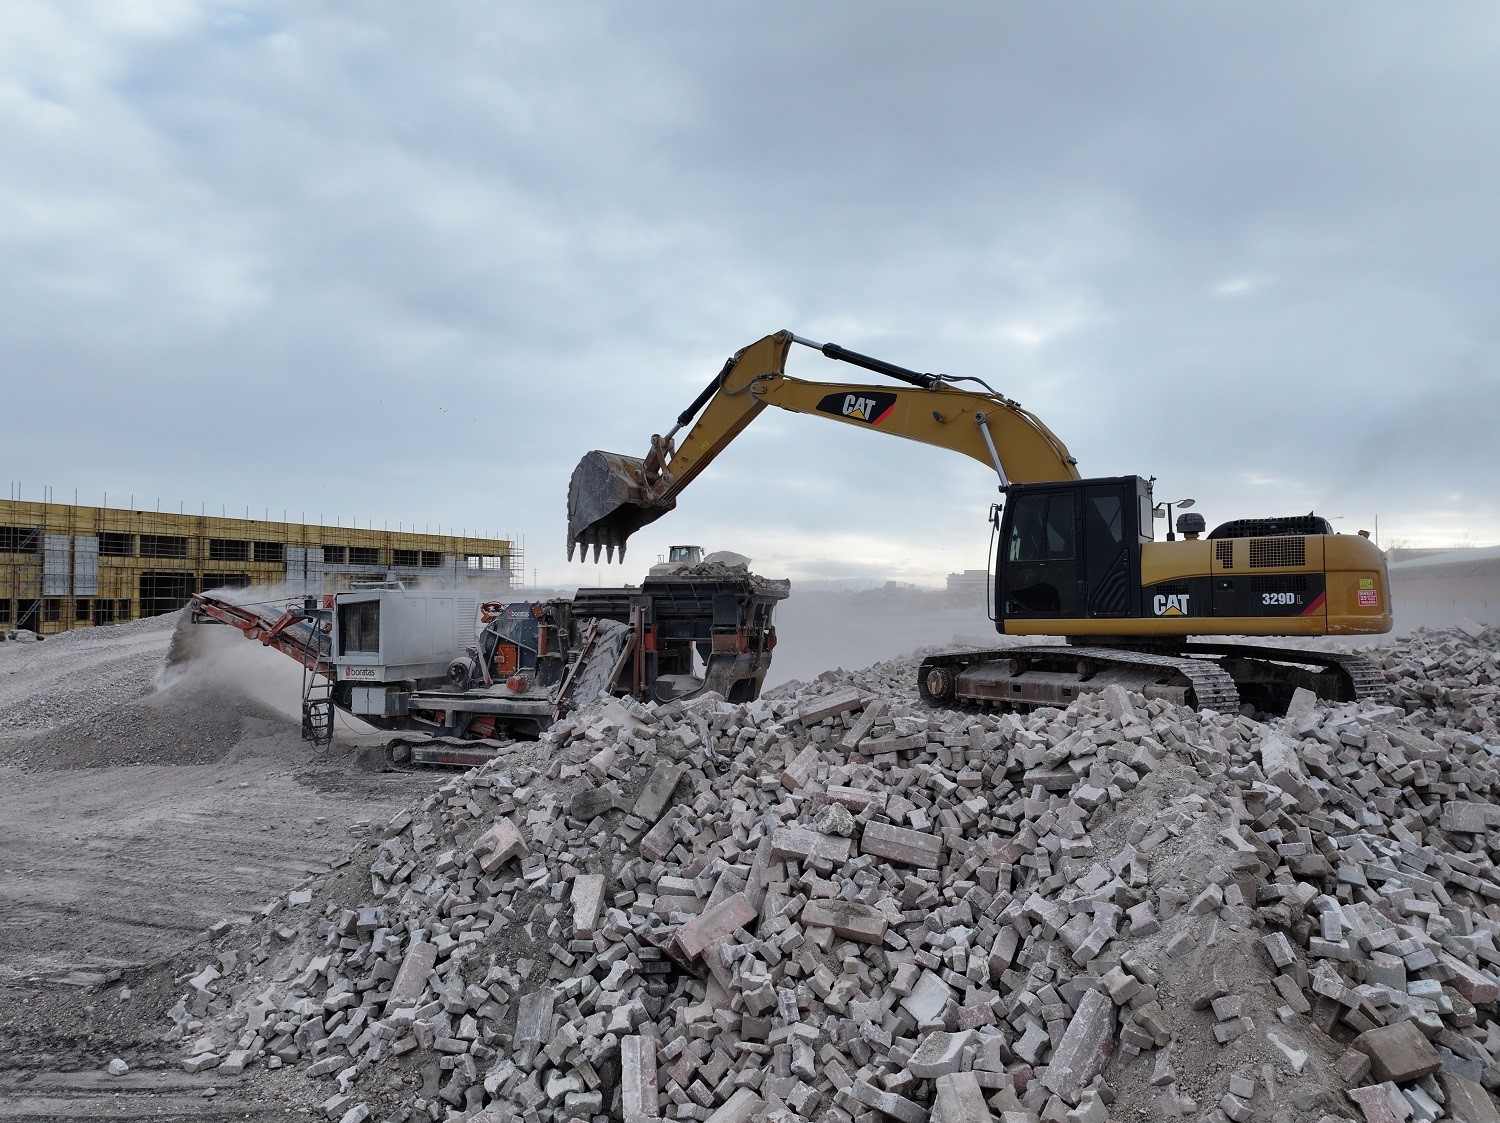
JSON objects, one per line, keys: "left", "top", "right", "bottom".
{"left": 667, "top": 545, "right": 704, "bottom": 566}
{"left": 995, "top": 475, "right": 1154, "bottom": 621}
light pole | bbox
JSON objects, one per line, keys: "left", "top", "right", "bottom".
{"left": 1153, "top": 498, "right": 1196, "bottom": 541}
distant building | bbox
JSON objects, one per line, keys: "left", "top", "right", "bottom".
{"left": 946, "top": 568, "right": 988, "bottom": 606}
{"left": 0, "top": 498, "right": 518, "bottom": 636}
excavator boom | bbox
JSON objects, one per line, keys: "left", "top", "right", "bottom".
{"left": 567, "top": 330, "right": 1079, "bottom": 562}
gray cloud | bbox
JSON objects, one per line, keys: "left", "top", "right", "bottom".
{"left": 4, "top": 1, "right": 1497, "bottom": 581}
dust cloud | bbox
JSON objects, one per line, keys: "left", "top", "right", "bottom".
{"left": 765, "top": 587, "right": 998, "bottom": 687}
{"left": 1389, "top": 557, "right": 1500, "bottom": 635}
{"left": 763, "top": 559, "right": 1499, "bottom": 690}
{"left": 157, "top": 614, "right": 316, "bottom": 724}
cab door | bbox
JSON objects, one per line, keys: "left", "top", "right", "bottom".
{"left": 998, "top": 488, "right": 1081, "bottom": 618}
{"left": 1081, "top": 483, "right": 1133, "bottom": 617}
{"left": 998, "top": 478, "right": 1142, "bottom": 623}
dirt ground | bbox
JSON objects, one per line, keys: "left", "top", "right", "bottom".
{"left": 0, "top": 614, "right": 444, "bottom": 1120}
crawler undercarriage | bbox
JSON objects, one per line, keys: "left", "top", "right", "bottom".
{"left": 918, "top": 641, "right": 1386, "bottom": 715}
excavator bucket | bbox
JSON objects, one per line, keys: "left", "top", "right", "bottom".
{"left": 566, "top": 450, "right": 675, "bottom": 564}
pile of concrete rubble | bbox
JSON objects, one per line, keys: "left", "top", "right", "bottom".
{"left": 168, "top": 623, "right": 1500, "bottom": 1123}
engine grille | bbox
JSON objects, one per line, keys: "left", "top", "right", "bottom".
{"left": 1250, "top": 574, "right": 1309, "bottom": 593}
{"left": 1249, "top": 537, "right": 1306, "bottom": 568}
{"left": 1215, "top": 541, "right": 1235, "bottom": 569}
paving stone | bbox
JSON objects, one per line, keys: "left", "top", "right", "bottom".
{"left": 162, "top": 622, "right": 1500, "bottom": 1123}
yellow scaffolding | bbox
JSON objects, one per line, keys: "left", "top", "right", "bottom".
{"left": 0, "top": 499, "right": 519, "bottom": 635}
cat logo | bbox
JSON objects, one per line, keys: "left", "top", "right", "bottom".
{"left": 814, "top": 390, "right": 897, "bottom": 426}
{"left": 1152, "top": 593, "right": 1190, "bottom": 617}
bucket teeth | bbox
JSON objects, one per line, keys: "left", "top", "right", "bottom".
{"left": 566, "top": 449, "right": 677, "bottom": 566}
{"left": 567, "top": 540, "right": 576, "bottom": 563}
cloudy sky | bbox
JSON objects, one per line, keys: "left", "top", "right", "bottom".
{"left": 5, "top": 2, "right": 1497, "bottom": 586}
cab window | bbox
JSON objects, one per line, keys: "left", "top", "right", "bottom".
{"left": 1008, "top": 493, "right": 1075, "bottom": 562}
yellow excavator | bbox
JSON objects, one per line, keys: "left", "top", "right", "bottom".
{"left": 567, "top": 331, "right": 1392, "bottom": 713}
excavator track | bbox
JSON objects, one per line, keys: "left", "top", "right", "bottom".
{"left": 918, "top": 643, "right": 1387, "bottom": 717}
{"left": 1179, "top": 643, "right": 1387, "bottom": 707}
{"left": 918, "top": 645, "right": 1241, "bottom": 714}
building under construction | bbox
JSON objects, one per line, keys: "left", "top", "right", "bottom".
{"left": 0, "top": 499, "right": 519, "bottom": 636}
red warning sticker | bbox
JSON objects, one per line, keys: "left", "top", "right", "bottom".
{"left": 1357, "top": 589, "right": 1379, "bottom": 607}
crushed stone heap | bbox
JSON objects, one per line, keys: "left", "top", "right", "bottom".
{"left": 169, "top": 622, "right": 1500, "bottom": 1123}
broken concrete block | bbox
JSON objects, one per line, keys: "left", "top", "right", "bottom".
{"left": 675, "top": 892, "right": 757, "bottom": 962}
{"left": 800, "top": 899, "right": 888, "bottom": 945}
{"left": 1040, "top": 988, "right": 1116, "bottom": 1103}
{"left": 1286, "top": 686, "right": 1319, "bottom": 723}
{"left": 901, "top": 969, "right": 954, "bottom": 1023}
{"left": 861, "top": 821, "right": 943, "bottom": 867}
{"left": 1348, "top": 1082, "right": 1414, "bottom": 1123}
{"left": 386, "top": 940, "right": 436, "bottom": 1009}
{"left": 475, "top": 818, "right": 528, "bottom": 872}
{"left": 633, "top": 763, "right": 684, "bottom": 822}
{"left": 1354, "top": 1020, "right": 1442, "bottom": 1084}
{"left": 770, "top": 826, "right": 853, "bottom": 864}
{"left": 513, "top": 990, "right": 555, "bottom": 1069}
{"left": 639, "top": 808, "right": 681, "bottom": 862}
{"left": 862, "top": 731, "right": 929, "bottom": 755}
{"left": 840, "top": 697, "right": 890, "bottom": 749}
{"left": 797, "top": 688, "right": 867, "bottom": 725}
{"left": 621, "top": 1034, "right": 659, "bottom": 1122}
{"left": 704, "top": 1087, "right": 766, "bottom": 1123}
{"left": 572, "top": 873, "right": 606, "bottom": 939}
{"left": 1440, "top": 953, "right": 1500, "bottom": 1005}
{"left": 1259, "top": 729, "right": 1317, "bottom": 808}
{"left": 1439, "top": 801, "right": 1500, "bottom": 834}
{"left": 1437, "top": 1072, "right": 1500, "bottom": 1123}
{"left": 909, "top": 1029, "right": 977, "bottom": 1079}
{"left": 933, "top": 1070, "right": 995, "bottom": 1122}
{"left": 852, "top": 1078, "right": 926, "bottom": 1123}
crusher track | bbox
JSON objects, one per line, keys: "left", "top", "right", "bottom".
{"left": 918, "top": 642, "right": 1385, "bottom": 715}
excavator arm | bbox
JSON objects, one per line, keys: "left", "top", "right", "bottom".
{"left": 567, "top": 330, "right": 1081, "bottom": 562}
